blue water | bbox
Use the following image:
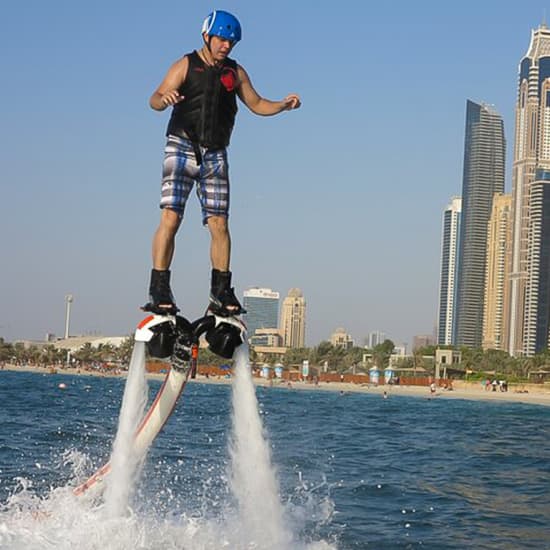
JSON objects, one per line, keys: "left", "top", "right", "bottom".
{"left": 1, "top": 370, "right": 550, "bottom": 549}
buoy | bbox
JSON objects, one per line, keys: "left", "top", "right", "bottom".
{"left": 58, "top": 383, "right": 67, "bottom": 390}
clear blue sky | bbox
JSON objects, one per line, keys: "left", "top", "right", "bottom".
{"left": 1, "top": 0, "right": 548, "bottom": 348}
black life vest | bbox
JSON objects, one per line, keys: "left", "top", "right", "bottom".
{"left": 166, "top": 50, "right": 238, "bottom": 149}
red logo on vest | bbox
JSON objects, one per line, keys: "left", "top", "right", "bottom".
{"left": 220, "top": 67, "right": 237, "bottom": 92}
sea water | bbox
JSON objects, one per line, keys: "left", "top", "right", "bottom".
{"left": 1, "top": 368, "right": 550, "bottom": 549}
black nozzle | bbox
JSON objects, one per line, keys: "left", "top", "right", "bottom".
{"left": 205, "top": 321, "right": 244, "bottom": 359}
{"left": 146, "top": 319, "right": 176, "bottom": 359}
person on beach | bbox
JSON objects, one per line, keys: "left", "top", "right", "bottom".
{"left": 143, "top": 10, "right": 301, "bottom": 316}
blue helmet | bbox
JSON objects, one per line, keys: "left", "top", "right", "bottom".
{"left": 201, "top": 10, "right": 242, "bottom": 43}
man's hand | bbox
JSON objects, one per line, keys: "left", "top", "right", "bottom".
{"left": 149, "top": 56, "right": 189, "bottom": 111}
{"left": 160, "top": 90, "right": 185, "bottom": 107}
{"left": 283, "top": 94, "right": 301, "bottom": 110}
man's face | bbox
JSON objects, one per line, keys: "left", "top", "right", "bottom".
{"left": 205, "top": 34, "right": 235, "bottom": 61}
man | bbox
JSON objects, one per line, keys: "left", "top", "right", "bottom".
{"left": 144, "top": 10, "right": 301, "bottom": 317}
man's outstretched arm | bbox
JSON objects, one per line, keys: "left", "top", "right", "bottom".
{"left": 236, "top": 65, "right": 301, "bottom": 116}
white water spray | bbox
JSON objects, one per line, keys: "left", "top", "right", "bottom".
{"left": 0, "top": 341, "right": 337, "bottom": 549}
{"left": 229, "top": 345, "right": 293, "bottom": 549}
{"left": 103, "top": 341, "right": 148, "bottom": 516}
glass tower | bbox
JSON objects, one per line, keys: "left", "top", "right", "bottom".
{"left": 508, "top": 24, "right": 550, "bottom": 355}
{"left": 437, "top": 197, "right": 462, "bottom": 345}
{"left": 523, "top": 170, "right": 550, "bottom": 354}
{"left": 242, "top": 288, "right": 280, "bottom": 340}
{"left": 455, "top": 100, "right": 505, "bottom": 348}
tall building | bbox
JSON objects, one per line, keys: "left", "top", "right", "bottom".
{"left": 280, "top": 288, "right": 306, "bottom": 348}
{"left": 366, "top": 331, "right": 386, "bottom": 349}
{"left": 523, "top": 170, "right": 550, "bottom": 354}
{"left": 437, "top": 196, "right": 462, "bottom": 345}
{"left": 482, "top": 193, "right": 512, "bottom": 350}
{"left": 243, "top": 288, "right": 279, "bottom": 339}
{"left": 508, "top": 24, "right": 550, "bottom": 356}
{"left": 455, "top": 100, "right": 505, "bottom": 348}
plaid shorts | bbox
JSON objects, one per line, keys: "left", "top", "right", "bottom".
{"left": 159, "top": 134, "right": 230, "bottom": 224}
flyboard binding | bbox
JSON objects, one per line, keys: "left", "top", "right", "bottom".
{"left": 73, "top": 311, "right": 246, "bottom": 497}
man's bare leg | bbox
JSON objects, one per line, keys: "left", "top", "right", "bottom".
{"left": 153, "top": 208, "right": 182, "bottom": 269}
{"left": 206, "top": 216, "right": 244, "bottom": 315}
{"left": 207, "top": 215, "right": 231, "bottom": 271}
{"left": 144, "top": 208, "right": 182, "bottom": 313}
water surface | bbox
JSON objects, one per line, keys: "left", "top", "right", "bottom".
{"left": 1, "top": 371, "right": 549, "bottom": 549}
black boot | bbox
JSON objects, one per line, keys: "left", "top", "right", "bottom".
{"left": 208, "top": 269, "right": 246, "bottom": 317}
{"left": 142, "top": 269, "right": 179, "bottom": 315}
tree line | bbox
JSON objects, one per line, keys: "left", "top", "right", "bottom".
{"left": 2, "top": 335, "right": 549, "bottom": 381}
{"left": 0, "top": 337, "right": 135, "bottom": 367}
{"left": 254, "top": 339, "right": 550, "bottom": 382}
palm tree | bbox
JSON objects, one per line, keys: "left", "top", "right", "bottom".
{"left": 73, "top": 343, "right": 96, "bottom": 363}
{"left": 282, "top": 347, "right": 310, "bottom": 367}
{"left": 114, "top": 336, "right": 135, "bottom": 366}
{"left": 0, "top": 338, "right": 13, "bottom": 362}
{"left": 372, "top": 339, "right": 395, "bottom": 369}
{"left": 41, "top": 344, "right": 63, "bottom": 365}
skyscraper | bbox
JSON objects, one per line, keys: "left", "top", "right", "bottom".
{"left": 280, "top": 288, "right": 306, "bottom": 348}
{"left": 437, "top": 196, "right": 462, "bottom": 345}
{"left": 243, "top": 288, "right": 279, "bottom": 339}
{"left": 482, "top": 193, "right": 512, "bottom": 350}
{"left": 508, "top": 24, "right": 550, "bottom": 356}
{"left": 455, "top": 100, "right": 505, "bottom": 348}
{"left": 523, "top": 170, "right": 550, "bottom": 354}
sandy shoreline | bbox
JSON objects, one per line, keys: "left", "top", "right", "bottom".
{"left": 2, "top": 363, "right": 550, "bottom": 407}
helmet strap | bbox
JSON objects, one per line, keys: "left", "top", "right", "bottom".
{"left": 200, "top": 35, "right": 217, "bottom": 66}
{"left": 203, "top": 34, "right": 213, "bottom": 52}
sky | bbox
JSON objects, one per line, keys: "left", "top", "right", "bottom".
{"left": 1, "top": 0, "right": 549, "bottom": 349}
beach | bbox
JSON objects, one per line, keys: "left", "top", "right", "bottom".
{"left": 3, "top": 362, "right": 550, "bottom": 407}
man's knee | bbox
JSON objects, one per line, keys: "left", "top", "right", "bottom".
{"left": 160, "top": 208, "right": 182, "bottom": 234}
{"left": 207, "top": 216, "right": 229, "bottom": 236}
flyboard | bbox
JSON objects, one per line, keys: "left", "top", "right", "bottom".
{"left": 74, "top": 311, "right": 246, "bottom": 497}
